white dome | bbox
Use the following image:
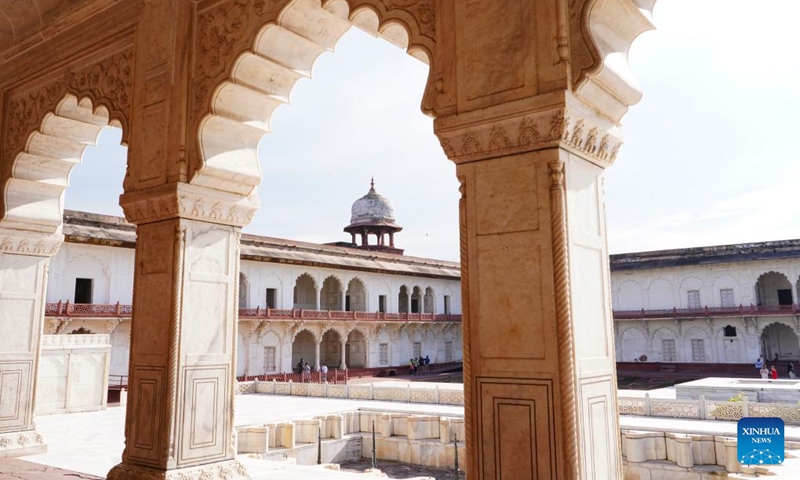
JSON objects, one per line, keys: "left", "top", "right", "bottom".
{"left": 349, "top": 180, "right": 396, "bottom": 226}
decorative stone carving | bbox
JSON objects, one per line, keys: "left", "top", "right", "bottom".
{"left": 0, "top": 229, "right": 62, "bottom": 257}
{"left": 121, "top": 183, "right": 258, "bottom": 227}
{"left": 4, "top": 48, "right": 134, "bottom": 163}
{"left": 107, "top": 459, "right": 249, "bottom": 480}
{"left": 436, "top": 101, "right": 623, "bottom": 168}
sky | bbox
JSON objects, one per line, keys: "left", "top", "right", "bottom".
{"left": 69, "top": 1, "right": 800, "bottom": 261}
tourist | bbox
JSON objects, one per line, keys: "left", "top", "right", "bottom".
{"left": 774, "top": 353, "right": 780, "bottom": 363}
{"left": 760, "top": 365, "right": 769, "bottom": 379}
{"left": 303, "top": 362, "right": 311, "bottom": 382}
{"left": 297, "top": 358, "right": 304, "bottom": 374}
{"left": 789, "top": 362, "right": 796, "bottom": 379}
{"left": 770, "top": 365, "right": 778, "bottom": 380}
{"left": 755, "top": 357, "right": 763, "bottom": 370}
{"left": 320, "top": 363, "right": 328, "bottom": 383}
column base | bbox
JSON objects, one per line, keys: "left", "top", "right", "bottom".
{"left": 107, "top": 459, "right": 249, "bottom": 480}
{"left": 0, "top": 430, "right": 47, "bottom": 458}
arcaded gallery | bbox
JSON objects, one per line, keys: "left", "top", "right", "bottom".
{"left": 0, "top": 0, "right": 659, "bottom": 478}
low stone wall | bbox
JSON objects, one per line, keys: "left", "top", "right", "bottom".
{"left": 618, "top": 394, "right": 800, "bottom": 424}
{"left": 36, "top": 334, "right": 111, "bottom": 415}
{"left": 237, "top": 410, "right": 466, "bottom": 470}
{"left": 238, "top": 380, "right": 465, "bottom": 406}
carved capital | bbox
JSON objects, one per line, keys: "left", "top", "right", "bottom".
{"left": 0, "top": 228, "right": 63, "bottom": 258}
{"left": 435, "top": 93, "right": 623, "bottom": 168}
{"left": 120, "top": 183, "right": 258, "bottom": 227}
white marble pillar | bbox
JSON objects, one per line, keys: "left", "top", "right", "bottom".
{"left": 340, "top": 339, "right": 347, "bottom": 370}
{"left": 315, "top": 289, "right": 321, "bottom": 310}
{"left": 107, "top": 194, "right": 253, "bottom": 478}
{"left": 0, "top": 230, "right": 60, "bottom": 457}
{"left": 314, "top": 340, "right": 321, "bottom": 370}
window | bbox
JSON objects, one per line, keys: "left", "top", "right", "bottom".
{"left": 379, "top": 343, "right": 389, "bottom": 365}
{"left": 720, "top": 288, "right": 734, "bottom": 308}
{"left": 411, "top": 298, "right": 419, "bottom": 313}
{"left": 724, "top": 325, "right": 737, "bottom": 337}
{"left": 266, "top": 288, "right": 277, "bottom": 309}
{"left": 778, "top": 289, "right": 793, "bottom": 306}
{"left": 445, "top": 341, "right": 453, "bottom": 362}
{"left": 687, "top": 290, "right": 701, "bottom": 309}
{"left": 74, "top": 278, "right": 93, "bottom": 304}
{"left": 378, "top": 295, "right": 386, "bottom": 313}
{"left": 662, "top": 339, "right": 676, "bottom": 362}
{"left": 413, "top": 342, "right": 422, "bottom": 359}
{"left": 691, "top": 339, "right": 705, "bottom": 362}
{"left": 263, "top": 346, "right": 276, "bottom": 372}
{"left": 345, "top": 295, "right": 351, "bottom": 311}
{"left": 444, "top": 295, "right": 451, "bottom": 314}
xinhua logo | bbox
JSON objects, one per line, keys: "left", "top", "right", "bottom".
{"left": 738, "top": 417, "right": 784, "bottom": 465}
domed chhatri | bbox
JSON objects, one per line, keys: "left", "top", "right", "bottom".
{"left": 344, "top": 178, "right": 403, "bottom": 254}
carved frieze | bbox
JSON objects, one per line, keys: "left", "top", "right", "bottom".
{"left": 0, "top": 228, "right": 63, "bottom": 258}
{"left": 121, "top": 184, "right": 258, "bottom": 227}
{"left": 435, "top": 103, "right": 623, "bottom": 168}
{"left": 4, "top": 48, "right": 134, "bottom": 163}
{"left": 107, "top": 459, "right": 249, "bottom": 480}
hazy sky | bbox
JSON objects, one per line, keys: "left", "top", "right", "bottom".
{"left": 69, "top": 1, "right": 800, "bottom": 261}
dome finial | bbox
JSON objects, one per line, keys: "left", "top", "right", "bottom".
{"left": 370, "top": 176, "right": 375, "bottom": 191}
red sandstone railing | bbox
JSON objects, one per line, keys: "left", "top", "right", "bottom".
{"left": 613, "top": 304, "right": 800, "bottom": 320}
{"left": 235, "top": 360, "right": 463, "bottom": 383}
{"left": 45, "top": 302, "right": 461, "bottom": 322}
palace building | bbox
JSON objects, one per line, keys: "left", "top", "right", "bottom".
{"left": 44, "top": 182, "right": 462, "bottom": 383}
{"left": 610, "top": 240, "right": 800, "bottom": 364}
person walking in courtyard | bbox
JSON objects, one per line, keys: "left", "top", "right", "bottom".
{"left": 755, "top": 357, "right": 764, "bottom": 370}
{"left": 770, "top": 365, "right": 778, "bottom": 380}
{"left": 760, "top": 365, "right": 769, "bottom": 379}
{"left": 303, "top": 362, "right": 311, "bottom": 382}
{"left": 788, "top": 362, "right": 796, "bottom": 379}
{"left": 320, "top": 363, "right": 328, "bottom": 383}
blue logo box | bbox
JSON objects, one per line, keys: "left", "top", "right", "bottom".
{"left": 738, "top": 417, "right": 784, "bottom": 465}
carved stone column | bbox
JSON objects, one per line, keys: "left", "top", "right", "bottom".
{"left": 314, "top": 339, "right": 321, "bottom": 371}
{"left": 107, "top": 185, "right": 255, "bottom": 479}
{"left": 0, "top": 229, "right": 60, "bottom": 458}
{"left": 433, "top": 1, "right": 655, "bottom": 478}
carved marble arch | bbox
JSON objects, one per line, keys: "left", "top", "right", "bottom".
{"left": 190, "top": 0, "right": 435, "bottom": 199}
{"left": 0, "top": 93, "right": 125, "bottom": 236}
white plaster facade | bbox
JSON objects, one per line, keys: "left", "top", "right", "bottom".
{"left": 44, "top": 212, "right": 463, "bottom": 381}
{"left": 610, "top": 241, "right": 800, "bottom": 364}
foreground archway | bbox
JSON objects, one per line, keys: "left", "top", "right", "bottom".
{"left": 0, "top": 0, "right": 658, "bottom": 478}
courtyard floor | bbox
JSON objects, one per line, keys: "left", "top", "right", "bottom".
{"left": 7, "top": 380, "right": 800, "bottom": 479}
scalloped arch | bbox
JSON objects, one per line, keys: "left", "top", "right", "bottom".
{"left": 192, "top": 0, "right": 434, "bottom": 202}
{"left": 0, "top": 94, "right": 124, "bottom": 235}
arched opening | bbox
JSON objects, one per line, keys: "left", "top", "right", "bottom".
{"left": 761, "top": 323, "right": 800, "bottom": 362}
{"left": 238, "top": 272, "right": 249, "bottom": 308}
{"left": 346, "top": 329, "right": 367, "bottom": 368}
{"left": 410, "top": 286, "right": 423, "bottom": 313}
{"left": 755, "top": 272, "right": 794, "bottom": 307}
{"left": 345, "top": 277, "right": 367, "bottom": 312}
{"left": 620, "top": 328, "right": 648, "bottom": 362}
{"left": 320, "top": 276, "right": 343, "bottom": 310}
{"left": 293, "top": 273, "right": 317, "bottom": 309}
{"left": 423, "top": 286, "right": 435, "bottom": 314}
{"left": 320, "top": 329, "right": 341, "bottom": 367}
{"left": 398, "top": 285, "right": 409, "bottom": 313}
{"left": 291, "top": 330, "right": 316, "bottom": 373}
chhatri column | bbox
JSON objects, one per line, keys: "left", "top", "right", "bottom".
{"left": 0, "top": 229, "right": 61, "bottom": 457}
{"left": 108, "top": 184, "right": 256, "bottom": 478}
{"left": 433, "top": 1, "right": 655, "bottom": 478}
{"left": 340, "top": 338, "right": 347, "bottom": 370}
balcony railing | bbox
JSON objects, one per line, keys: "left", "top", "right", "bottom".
{"left": 45, "top": 301, "right": 461, "bottom": 323}
{"left": 613, "top": 304, "right": 800, "bottom": 320}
